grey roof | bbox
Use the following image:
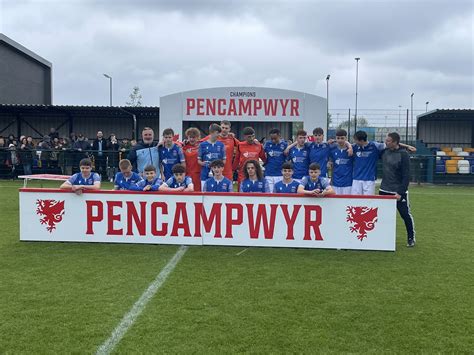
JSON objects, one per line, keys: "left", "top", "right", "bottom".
{"left": 0, "top": 103, "right": 158, "bottom": 109}
{"left": 417, "top": 109, "right": 474, "bottom": 121}
{"left": 0, "top": 33, "right": 52, "bottom": 68}
{"left": 0, "top": 104, "right": 159, "bottom": 118}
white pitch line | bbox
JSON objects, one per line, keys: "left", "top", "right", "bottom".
{"left": 96, "top": 245, "right": 188, "bottom": 355}
{"left": 236, "top": 248, "right": 249, "bottom": 256}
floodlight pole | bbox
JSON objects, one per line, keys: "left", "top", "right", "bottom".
{"left": 103, "top": 73, "right": 113, "bottom": 106}
{"left": 326, "top": 74, "right": 330, "bottom": 134}
{"left": 354, "top": 57, "right": 360, "bottom": 133}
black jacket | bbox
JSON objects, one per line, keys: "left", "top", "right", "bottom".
{"left": 380, "top": 147, "right": 410, "bottom": 195}
{"left": 19, "top": 143, "right": 35, "bottom": 165}
{"left": 91, "top": 139, "right": 107, "bottom": 157}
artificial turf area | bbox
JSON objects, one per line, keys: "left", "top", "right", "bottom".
{"left": 0, "top": 180, "right": 472, "bottom": 353}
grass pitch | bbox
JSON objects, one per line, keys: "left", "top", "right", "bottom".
{"left": 0, "top": 180, "right": 472, "bottom": 353}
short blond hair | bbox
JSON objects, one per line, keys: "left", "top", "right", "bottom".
{"left": 119, "top": 159, "right": 132, "bottom": 170}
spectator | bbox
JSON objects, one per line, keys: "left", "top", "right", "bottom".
{"left": 69, "top": 132, "right": 78, "bottom": 143}
{"left": 107, "top": 133, "right": 120, "bottom": 182}
{"left": 91, "top": 131, "right": 107, "bottom": 180}
{"left": 38, "top": 136, "right": 53, "bottom": 171}
{"left": 50, "top": 137, "right": 62, "bottom": 169}
{"left": 7, "top": 134, "right": 16, "bottom": 147}
{"left": 26, "top": 136, "right": 36, "bottom": 165}
{"left": 49, "top": 127, "right": 59, "bottom": 140}
{"left": 120, "top": 138, "right": 132, "bottom": 160}
{"left": 73, "top": 134, "right": 90, "bottom": 173}
{"left": 73, "top": 134, "right": 90, "bottom": 152}
{"left": 7, "top": 144, "right": 19, "bottom": 178}
{"left": 52, "top": 137, "right": 61, "bottom": 148}
{"left": 60, "top": 137, "right": 74, "bottom": 175}
{"left": 19, "top": 136, "right": 34, "bottom": 175}
{"left": 0, "top": 137, "right": 8, "bottom": 177}
{"left": 59, "top": 137, "right": 69, "bottom": 148}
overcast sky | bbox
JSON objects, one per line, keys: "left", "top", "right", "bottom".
{"left": 1, "top": 0, "right": 473, "bottom": 114}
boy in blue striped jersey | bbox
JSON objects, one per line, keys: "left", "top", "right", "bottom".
{"left": 198, "top": 124, "right": 226, "bottom": 187}
{"left": 329, "top": 129, "right": 354, "bottom": 195}
{"left": 202, "top": 159, "right": 233, "bottom": 192}
{"left": 159, "top": 164, "right": 194, "bottom": 192}
{"left": 60, "top": 158, "right": 101, "bottom": 195}
{"left": 298, "top": 163, "right": 334, "bottom": 196}
{"left": 240, "top": 160, "right": 270, "bottom": 193}
{"left": 286, "top": 127, "right": 353, "bottom": 179}
{"left": 351, "top": 130, "right": 416, "bottom": 195}
{"left": 113, "top": 159, "right": 143, "bottom": 190}
{"left": 158, "top": 128, "right": 185, "bottom": 181}
{"left": 284, "top": 129, "right": 309, "bottom": 182}
{"left": 274, "top": 162, "right": 301, "bottom": 193}
{"left": 263, "top": 128, "right": 288, "bottom": 192}
{"left": 135, "top": 165, "right": 163, "bottom": 191}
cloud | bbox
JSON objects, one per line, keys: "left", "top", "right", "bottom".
{"left": 0, "top": 0, "right": 472, "bottom": 111}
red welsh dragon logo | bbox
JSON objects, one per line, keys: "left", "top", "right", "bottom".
{"left": 36, "top": 199, "right": 65, "bottom": 233}
{"left": 346, "top": 206, "right": 378, "bottom": 241}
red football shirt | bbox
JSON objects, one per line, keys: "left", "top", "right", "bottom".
{"left": 233, "top": 141, "right": 266, "bottom": 182}
{"left": 217, "top": 135, "right": 239, "bottom": 180}
{"left": 182, "top": 142, "right": 201, "bottom": 191}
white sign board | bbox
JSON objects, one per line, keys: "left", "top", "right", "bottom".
{"left": 159, "top": 87, "right": 327, "bottom": 139}
{"left": 20, "top": 189, "right": 397, "bottom": 251}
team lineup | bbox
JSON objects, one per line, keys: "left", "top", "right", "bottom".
{"left": 59, "top": 120, "right": 417, "bottom": 246}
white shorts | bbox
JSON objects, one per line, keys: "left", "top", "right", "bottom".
{"left": 334, "top": 186, "right": 352, "bottom": 195}
{"left": 265, "top": 176, "right": 283, "bottom": 193}
{"left": 351, "top": 180, "right": 376, "bottom": 195}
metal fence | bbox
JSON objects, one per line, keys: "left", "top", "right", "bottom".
{"left": 1, "top": 107, "right": 472, "bottom": 184}
{"left": 1, "top": 148, "right": 472, "bottom": 185}
{"left": 0, "top": 148, "right": 128, "bottom": 181}
{"left": 328, "top": 108, "right": 427, "bottom": 146}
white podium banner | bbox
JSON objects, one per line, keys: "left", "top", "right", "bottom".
{"left": 19, "top": 189, "right": 397, "bottom": 251}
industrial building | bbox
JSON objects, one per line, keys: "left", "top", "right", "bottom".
{"left": 0, "top": 34, "right": 52, "bottom": 105}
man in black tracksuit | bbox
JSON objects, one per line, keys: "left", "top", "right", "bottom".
{"left": 379, "top": 132, "right": 416, "bottom": 247}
